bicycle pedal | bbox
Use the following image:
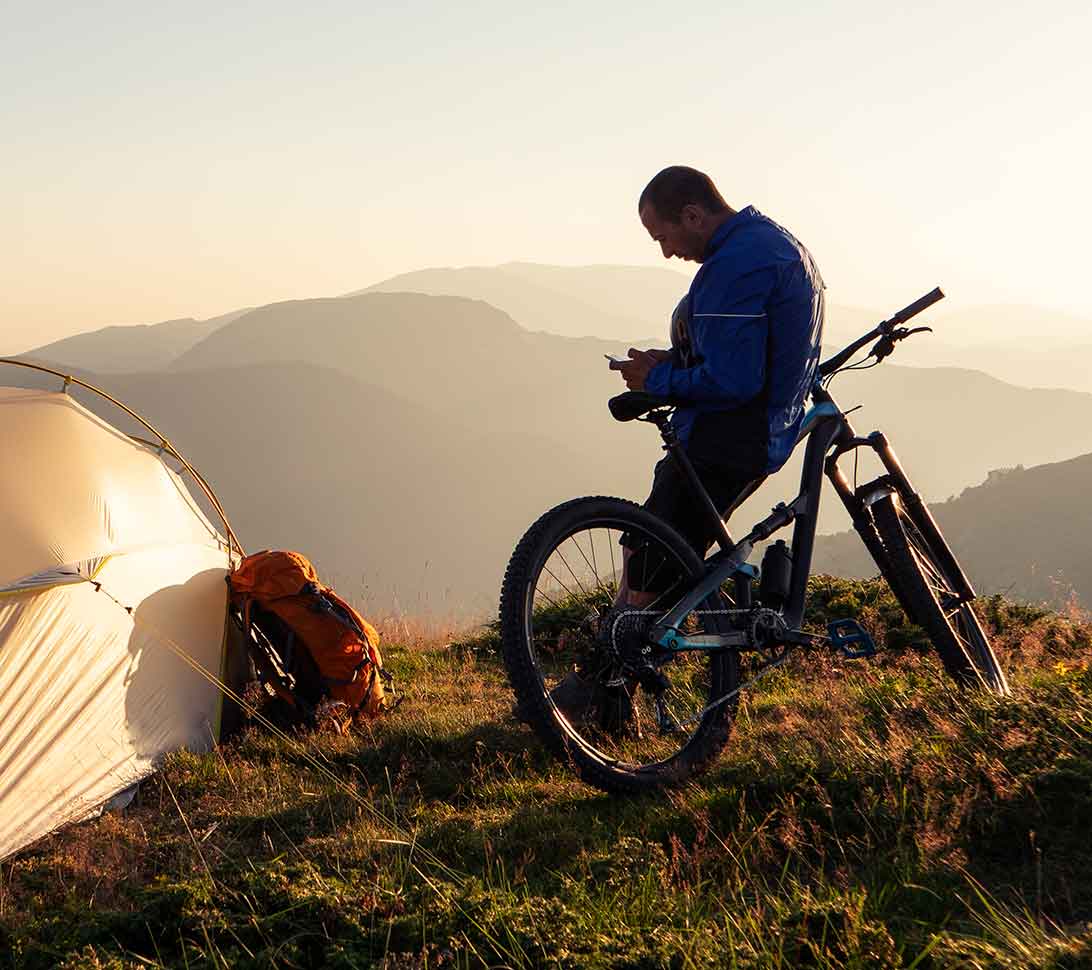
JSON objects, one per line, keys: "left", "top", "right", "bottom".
{"left": 827, "top": 618, "right": 877, "bottom": 659}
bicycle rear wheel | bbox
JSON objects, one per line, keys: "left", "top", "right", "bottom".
{"left": 499, "top": 496, "right": 742, "bottom": 793}
{"left": 872, "top": 494, "right": 1009, "bottom": 695}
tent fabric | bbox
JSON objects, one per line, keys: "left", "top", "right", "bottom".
{"left": 0, "top": 386, "right": 237, "bottom": 861}
{"left": 0, "top": 387, "right": 225, "bottom": 589}
{"left": 0, "top": 556, "right": 109, "bottom": 596}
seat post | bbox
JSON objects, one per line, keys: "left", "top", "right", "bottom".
{"left": 659, "top": 422, "right": 735, "bottom": 554}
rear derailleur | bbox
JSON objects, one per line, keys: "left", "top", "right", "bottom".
{"left": 585, "top": 607, "right": 682, "bottom": 735}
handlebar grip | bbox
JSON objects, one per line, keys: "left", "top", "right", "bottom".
{"left": 891, "top": 287, "right": 944, "bottom": 325}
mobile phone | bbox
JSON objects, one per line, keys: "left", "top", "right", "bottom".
{"left": 605, "top": 354, "right": 628, "bottom": 370}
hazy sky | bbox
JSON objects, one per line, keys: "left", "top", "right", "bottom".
{"left": 3, "top": 0, "right": 1090, "bottom": 354}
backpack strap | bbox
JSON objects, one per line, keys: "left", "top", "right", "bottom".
{"left": 305, "top": 584, "right": 367, "bottom": 637}
{"left": 377, "top": 666, "right": 403, "bottom": 712}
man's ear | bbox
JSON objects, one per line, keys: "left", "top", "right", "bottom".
{"left": 680, "top": 203, "right": 704, "bottom": 229}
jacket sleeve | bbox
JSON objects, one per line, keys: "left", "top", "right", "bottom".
{"left": 645, "top": 265, "right": 775, "bottom": 405}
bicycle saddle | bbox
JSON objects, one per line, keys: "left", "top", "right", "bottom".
{"left": 608, "top": 391, "right": 673, "bottom": 422}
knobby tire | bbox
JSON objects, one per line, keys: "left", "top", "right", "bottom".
{"left": 499, "top": 496, "right": 740, "bottom": 793}
{"left": 871, "top": 495, "right": 1009, "bottom": 695}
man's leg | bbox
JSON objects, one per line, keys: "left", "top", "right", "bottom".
{"left": 616, "top": 455, "right": 761, "bottom": 608}
{"left": 615, "top": 545, "right": 658, "bottom": 608}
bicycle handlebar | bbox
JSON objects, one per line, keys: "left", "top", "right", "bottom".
{"left": 817, "top": 287, "right": 944, "bottom": 378}
{"left": 890, "top": 287, "right": 944, "bottom": 325}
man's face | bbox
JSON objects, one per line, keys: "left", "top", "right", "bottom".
{"left": 639, "top": 202, "right": 707, "bottom": 262}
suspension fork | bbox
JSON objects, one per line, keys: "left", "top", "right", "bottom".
{"left": 826, "top": 431, "right": 976, "bottom": 602}
{"left": 826, "top": 449, "right": 892, "bottom": 575}
{"left": 871, "top": 432, "right": 976, "bottom": 600}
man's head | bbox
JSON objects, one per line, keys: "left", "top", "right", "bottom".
{"left": 638, "top": 166, "right": 733, "bottom": 262}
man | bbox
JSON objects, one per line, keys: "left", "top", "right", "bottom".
{"left": 521, "top": 166, "right": 826, "bottom": 730}
{"left": 615, "top": 166, "right": 825, "bottom": 602}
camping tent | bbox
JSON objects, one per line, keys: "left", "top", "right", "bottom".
{"left": 0, "top": 385, "right": 243, "bottom": 860}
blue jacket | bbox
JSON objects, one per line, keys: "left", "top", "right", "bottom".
{"left": 644, "top": 206, "right": 825, "bottom": 474}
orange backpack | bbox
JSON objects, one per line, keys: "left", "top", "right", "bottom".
{"left": 229, "top": 550, "right": 389, "bottom": 718}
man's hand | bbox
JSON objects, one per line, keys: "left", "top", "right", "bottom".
{"left": 617, "top": 348, "right": 671, "bottom": 391}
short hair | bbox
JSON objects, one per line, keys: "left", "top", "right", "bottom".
{"left": 638, "top": 166, "right": 728, "bottom": 222}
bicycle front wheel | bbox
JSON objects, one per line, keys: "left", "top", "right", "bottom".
{"left": 872, "top": 494, "right": 1009, "bottom": 695}
{"left": 499, "top": 496, "right": 742, "bottom": 793}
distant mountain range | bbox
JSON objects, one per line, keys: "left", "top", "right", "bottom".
{"left": 22, "top": 263, "right": 1092, "bottom": 394}
{"left": 21, "top": 308, "right": 252, "bottom": 374}
{"left": 3, "top": 354, "right": 652, "bottom": 615}
{"left": 169, "top": 291, "right": 667, "bottom": 440}
{"left": 813, "top": 452, "right": 1092, "bottom": 606}
{"left": 8, "top": 284, "right": 1092, "bottom": 613}
{"left": 924, "top": 304, "right": 1092, "bottom": 345}
{"left": 354, "top": 262, "right": 693, "bottom": 343}
{"left": 167, "top": 290, "right": 1092, "bottom": 521}
{"left": 20, "top": 263, "right": 694, "bottom": 371}
{"left": 884, "top": 337, "right": 1092, "bottom": 393}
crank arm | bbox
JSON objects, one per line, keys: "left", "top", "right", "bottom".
{"left": 653, "top": 626, "right": 821, "bottom": 654}
{"left": 782, "top": 629, "right": 825, "bottom": 648}
{"left": 652, "top": 628, "right": 749, "bottom": 652}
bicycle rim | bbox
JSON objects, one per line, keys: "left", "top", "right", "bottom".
{"left": 522, "top": 516, "right": 734, "bottom": 770}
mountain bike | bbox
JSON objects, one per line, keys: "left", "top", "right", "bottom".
{"left": 499, "top": 287, "right": 1009, "bottom": 793}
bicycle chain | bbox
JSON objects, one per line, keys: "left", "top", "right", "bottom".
{"left": 608, "top": 606, "right": 774, "bottom": 647}
{"left": 605, "top": 607, "right": 792, "bottom": 732}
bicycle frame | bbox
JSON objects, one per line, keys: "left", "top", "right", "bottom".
{"left": 648, "top": 382, "right": 975, "bottom": 654}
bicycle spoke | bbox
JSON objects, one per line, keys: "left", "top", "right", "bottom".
{"left": 634, "top": 540, "right": 682, "bottom": 599}
{"left": 535, "top": 572, "right": 572, "bottom": 607}
{"left": 910, "top": 544, "right": 946, "bottom": 589}
{"left": 568, "top": 533, "right": 600, "bottom": 588}
{"left": 532, "top": 588, "right": 566, "bottom": 613}
{"left": 555, "top": 546, "right": 592, "bottom": 600}
{"left": 904, "top": 520, "right": 956, "bottom": 604}
{"left": 541, "top": 564, "right": 580, "bottom": 604}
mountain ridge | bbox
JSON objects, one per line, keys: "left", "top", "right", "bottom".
{"left": 20, "top": 263, "right": 1092, "bottom": 392}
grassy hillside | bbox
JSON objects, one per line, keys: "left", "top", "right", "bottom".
{"left": 4, "top": 579, "right": 1090, "bottom": 968}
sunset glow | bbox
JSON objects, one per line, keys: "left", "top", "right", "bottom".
{"left": 3, "top": 1, "right": 1089, "bottom": 352}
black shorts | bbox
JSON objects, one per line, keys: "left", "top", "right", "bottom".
{"left": 637, "top": 403, "right": 768, "bottom": 554}
{"left": 619, "top": 456, "right": 762, "bottom": 594}
{"left": 640, "top": 454, "right": 762, "bottom": 556}
{"left": 619, "top": 407, "right": 766, "bottom": 591}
